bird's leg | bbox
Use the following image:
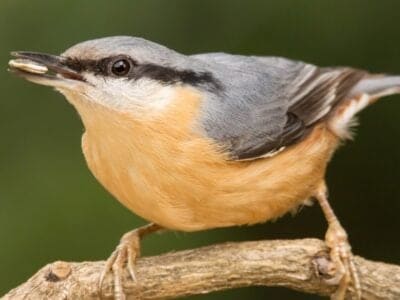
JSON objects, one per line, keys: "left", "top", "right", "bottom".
{"left": 99, "top": 223, "right": 163, "bottom": 300}
{"left": 315, "top": 184, "right": 361, "bottom": 300}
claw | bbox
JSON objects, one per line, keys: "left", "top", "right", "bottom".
{"left": 325, "top": 223, "right": 361, "bottom": 300}
{"left": 98, "top": 223, "right": 162, "bottom": 300}
{"left": 127, "top": 246, "right": 138, "bottom": 282}
{"left": 99, "top": 248, "right": 118, "bottom": 294}
{"left": 113, "top": 245, "right": 130, "bottom": 300}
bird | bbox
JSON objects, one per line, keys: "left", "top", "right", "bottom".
{"left": 8, "top": 36, "right": 400, "bottom": 300}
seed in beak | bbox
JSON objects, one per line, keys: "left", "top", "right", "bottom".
{"left": 9, "top": 59, "right": 48, "bottom": 74}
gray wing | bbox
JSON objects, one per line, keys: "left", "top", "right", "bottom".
{"left": 192, "top": 53, "right": 366, "bottom": 160}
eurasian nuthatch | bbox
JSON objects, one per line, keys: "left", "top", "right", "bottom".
{"left": 8, "top": 36, "right": 400, "bottom": 300}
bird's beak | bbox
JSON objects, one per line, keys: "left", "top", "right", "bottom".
{"left": 8, "top": 51, "right": 85, "bottom": 89}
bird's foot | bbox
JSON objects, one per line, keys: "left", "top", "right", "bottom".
{"left": 98, "top": 223, "right": 161, "bottom": 300}
{"left": 324, "top": 222, "right": 361, "bottom": 300}
{"left": 99, "top": 229, "right": 141, "bottom": 300}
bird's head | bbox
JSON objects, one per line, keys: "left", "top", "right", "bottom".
{"left": 9, "top": 36, "right": 217, "bottom": 121}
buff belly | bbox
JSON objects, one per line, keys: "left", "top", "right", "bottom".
{"left": 82, "top": 120, "right": 338, "bottom": 232}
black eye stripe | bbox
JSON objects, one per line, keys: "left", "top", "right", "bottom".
{"left": 65, "top": 56, "right": 222, "bottom": 91}
{"left": 130, "top": 63, "right": 222, "bottom": 90}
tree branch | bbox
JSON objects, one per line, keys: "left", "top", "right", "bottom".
{"left": 2, "top": 238, "right": 400, "bottom": 299}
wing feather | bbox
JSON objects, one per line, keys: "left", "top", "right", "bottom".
{"left": 193, "top": 53, "right": 366, "bottom": 160}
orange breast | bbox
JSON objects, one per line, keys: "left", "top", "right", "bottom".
{"left": 73, "top": 87, "right": 339, "bottom": 231}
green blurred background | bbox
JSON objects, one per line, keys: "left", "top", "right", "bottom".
{"left": 1, "top": 1, "right": 400, "bottom": 299}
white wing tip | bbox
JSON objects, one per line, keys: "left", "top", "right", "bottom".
{"left": 329, "top": 93, "right": 370, "bottom": 139}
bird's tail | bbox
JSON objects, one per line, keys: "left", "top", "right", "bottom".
{"left": 330, "top": 75, "right": 400, "bottom": 139}
{"left": 351, "top": 75, "right": 400, "bottom": 101}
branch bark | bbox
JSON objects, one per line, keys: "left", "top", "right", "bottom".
{"left": 2, "top": 238, "right": 400, "bottom": 299}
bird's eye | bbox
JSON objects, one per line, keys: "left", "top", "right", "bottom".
{"left": 111, "top": 59, "right": 131, "bottom": 76}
